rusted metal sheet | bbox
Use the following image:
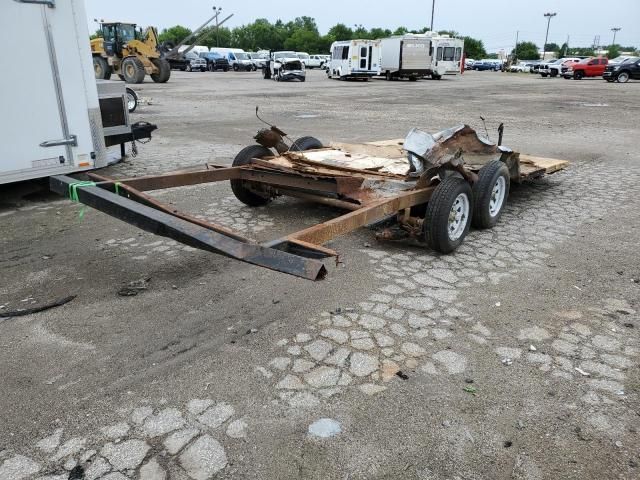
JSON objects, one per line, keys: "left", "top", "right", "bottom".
{"left": 50, "top": 175, "right": 327, "bottom": 281}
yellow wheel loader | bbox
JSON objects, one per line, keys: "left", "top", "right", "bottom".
{"left": 91, "top": 22, "right": 170, "bottom": 84}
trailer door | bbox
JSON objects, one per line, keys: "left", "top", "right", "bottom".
{"left": 401, "top": 39, "right": 431, "bottom": 71}
{"left": 1, "top": 0, "right": 101, "bottom": 185}
{"left": 358, "top": 45, "right": 369, "bottom": 70}
{"left": 1, "top": 1, "right": 73, "bottom": 178}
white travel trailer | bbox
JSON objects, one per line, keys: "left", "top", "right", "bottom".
{"left": 327, "top": 40, "right": 381, "bottom": 80}
{"left": 380, "top": 35, "right": 433, "bottom": 80}
{"left": 1, "top": 0, "right": 106, "bottom": 184}
{"left": 430, "top": 35, "right": 465, "bottom": 77}
{"left": 380, "top": 34, "right": 464, "bottom": 80}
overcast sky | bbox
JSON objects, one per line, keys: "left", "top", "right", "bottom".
{"left": 85, "top": 0, "right": 639, "bottom": 52}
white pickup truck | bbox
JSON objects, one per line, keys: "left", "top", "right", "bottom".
{"left": 539, "top": 58, "right": 582, "bottom": 77}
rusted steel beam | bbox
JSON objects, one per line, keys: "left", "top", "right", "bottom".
{"left": 50, "top": 176, "right": 327, "bottom": 281}
{"left": 89, "top": 173, "right": 252, "bottom": 243}
{"left": 274, "top": 188, "right": 362, "bottom": 211}
{"left": 270, "top": 188, "right": 435, "bottom": 246}
{"left": 88, "top": 167, "right": 243, "bottom": 192}
{"left": 239, "top": 169, "right": 363, "bottom": 194}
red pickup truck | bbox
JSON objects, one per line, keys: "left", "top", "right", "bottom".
{"left": 563, "top": 57, "right": 608, "bottom": 79}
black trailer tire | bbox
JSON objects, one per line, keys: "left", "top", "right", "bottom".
{"left": 431, "top": 73, "right": 442, "bottom": 80}
{"left": 125, "top": 87, "right": 138, "bottom": 113}
{"left": 424, "top": 177, "right": 473, "bottom": 253}
{"left": 290, "top": 136, "right": 323, "bottom": 152}
{"left": 122, "top": 57, "right": 145, "bottom": 84}
{"left": 230, "top": 145, "right": 274, "bottom": 207}
{"left": 471, "top": 160, "right": 510, "bottom": 229}
{"left": 150, "top": 58, "right": 171, "bottom": 83}
{"left": 93, "top": 56, "right": 111, "bottom": 80}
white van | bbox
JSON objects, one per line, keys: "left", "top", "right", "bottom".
{"left": 327, "top": 40, "right": 381, "bottom": 80}
{"left": 178, "top": 45, "right": 210, "bottom": 56}
{"left": 211, "top": 48, "right": 254, "bottom": 71}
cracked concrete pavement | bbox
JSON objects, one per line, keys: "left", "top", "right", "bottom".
{"left": 1, "top": 69, "right": 639, "bottom": 479}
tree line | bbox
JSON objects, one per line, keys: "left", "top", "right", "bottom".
{"left": 155, "top": 17, "right": 489, "bottom": 58}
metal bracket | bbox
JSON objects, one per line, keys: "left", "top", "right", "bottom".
{"left": 40, "top": 135, "right": 77, "bottom": 148}
{"left": 15, "top": 0, "right": 55, "bottom": 7}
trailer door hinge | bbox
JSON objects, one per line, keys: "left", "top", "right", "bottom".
{"left": 40, "top": 135, "right": 77, "bottom": 148}
{"left": 15, "top": 0, "right": 55, "bottom": 7}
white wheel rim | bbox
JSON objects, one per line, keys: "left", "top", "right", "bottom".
{"left": 127, "top": 93, "right": 136, "bottom": 111}
{"left": 448, "top": 193, "right": 469, "bottom": 241}
{"left": 489, "top": 176, "right": 506, "bottom": 217}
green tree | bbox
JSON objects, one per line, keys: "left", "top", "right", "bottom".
{"left": 544, "top": 42, "right": 560, "bottom": 52}
{"left": 558, "top": 42, "right": 569, "bottom": 56}
{"left": 513, "top": 41, "right": 539, "bottom": 60}
{"left": 158, "top": 25, "right": 192, "bottom": 46}
{"left": 369, "top": 27, "right": 392, "bottom": 39}
{"left": 568, "top": 47, "right": 595, "bottom": 56}
{"left": 393, "top": 26, "right": 408, "bottom": 35}
{"left": 328, "top": 23, "right": 353, "bottom": 41}
{"left": 461, "top": 36, "right": 487, "bottom": 59}
{"left": 605, "top": 44, "right": 621, "bottom": 59}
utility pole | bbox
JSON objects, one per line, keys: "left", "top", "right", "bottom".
{"left": 430, "top": 0, "right": 436, "bottom": 32}
{"left": 514, "top": 30, "right": 519, "bottom": 62}
{"left": 611, "top": 27, "right": 621, "bottom": 45}
{"left": 212, "top": 5, "right": 222, "bottom": 47}
{"left": 542, "top": 12, "right": 557, "bottom": 60}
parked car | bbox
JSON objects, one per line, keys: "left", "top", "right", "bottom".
{"left": 185, "top": 53, "right": 207, "bottom": 72}
{"left": 603, "top": 56, "right": 640, "bottom": 83}
{"left": 464, "top": 58, "right": 476, "bottom": 70}
{"left": 296, "top": 52, "right": 311, "bottom": 67}
{"left": 306, "top": 55, "right": 326, "bottom": 69}
{"left": 263, "top": 51, "right": 306, "bottom": 82}
{"left": 508, "top": 61, "right": 534, "bottom": 73}
{"left": 563, "top": 57, "right": 608, "bottom": 79}
{"left": 247, "top": 52, "right": 267, "bottom": 69}
{"left": 539, "top": 57, "right": 582, "bottom": 77}
{"left": 212, "top": 48, "right": 254, "bottom": 71}
{"left": 199, "top": 51, "right": 230, "bottom": 71}
{"left": 474, "top": 60, "right": 501, "bottom": 71}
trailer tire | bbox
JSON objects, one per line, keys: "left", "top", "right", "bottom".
{"left": 424, "top": 177, "right": 473, "bottom": 253}
{"left": 290, "top": 136, "right": 323, "bottom": 152}
{"left": 150, "top": 58, "right": 171, "bottom": 83}
{"left": 93, "top": 56, "right": 111, "bottom": 80}
{"left": 230, "top": 145, "right": 274, "bottom": 207}
{"left": 122, "top": 57, "right": 146, "bottom": 84}
{"left": 471, "top": 160, "right": 509, "bottom": 229}
{"left": 126, "top": 87, "right": 138, "bottom": 113}
{"left": 431, "top": 73, "right": 442, "bottom": 80}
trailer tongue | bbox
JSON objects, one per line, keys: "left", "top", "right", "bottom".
{"left": 50, "top": 124, "right": 568, "bottom": 280}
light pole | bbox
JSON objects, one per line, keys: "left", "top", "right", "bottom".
{"left": 212, "top": 6, "right": 222, "bottom": 47}
{"left": 611, "top": 27, "right": 621, "bottom": 45}
{"left": 542, "top": 12, "right": 557, "bottom": 60}
{"left": 430, "top": 0, "right": 436, "bottom": 32}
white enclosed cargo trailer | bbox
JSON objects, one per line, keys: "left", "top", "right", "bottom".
{"left": 0, "top": 0, "right": 108, "bottom": 185}
{"left": 327, "top": 40, "right": 381, "bottom": 80}
{"left": 380, "top": 35, "right": 433, "bottom": 80}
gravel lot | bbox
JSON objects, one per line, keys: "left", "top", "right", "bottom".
{"left": 1, "top": 69, "right": 639, "bottom": 480}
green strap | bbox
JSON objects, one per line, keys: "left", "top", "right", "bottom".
{"left": 67, "top": 181, "right": 96, "bottom": 219}
{"left": 114, "top": 182, "right": 122, "bottom": 196}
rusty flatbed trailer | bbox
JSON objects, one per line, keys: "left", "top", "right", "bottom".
{"left": 50, "top": 124, "right": 568, "bottom": 280}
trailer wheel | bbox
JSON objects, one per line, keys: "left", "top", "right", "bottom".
{"left": 126, "top": 87, "right": 138, "bottom": 113}
{"left": 150, "top": 58, "right": 171, "bottom": 83}
{"left": 290, "top": 136, "right": 323, "bottom": 152}
{"left": 424, "top": 177, "right": 473, "bottom": 253}
{"left": 230, "top": 145, "right": 274, "bottom": 207}
{"left": 431, "top": 73, "right": 442, "bottom": 80}
{"left": 471, "top": 160, "right": 509, "bottom": 229}
{"left": 122, "top": 57, "right": 145, "bottom": 84}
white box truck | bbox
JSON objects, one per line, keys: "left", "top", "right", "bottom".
{"left": 327, "top": 40, "right": 381, "bottom": 80}
{"left": 0, "top": 0, "right": 108, "bottom": 185}
{"left": 380, "top": 35, "right": 433, "bottom": 81}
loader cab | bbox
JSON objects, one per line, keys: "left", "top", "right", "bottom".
{"left": 100, "top": 22, "right": 137, "bottom": 57}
